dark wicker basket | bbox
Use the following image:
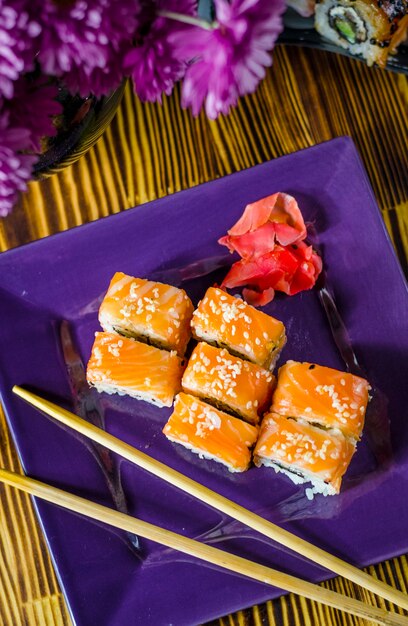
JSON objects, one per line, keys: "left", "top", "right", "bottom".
{"left": 32, "top": 81, "right": 126, "bottom": 180}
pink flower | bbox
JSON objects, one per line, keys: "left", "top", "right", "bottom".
{"left": 63, "top": 51, "right": 126, "bottom": 98}
{"left": 0, "top": 0, "right": 41, "bottom": 99}
{"left": 124, "top": 0, "right": 197, "bottom": 103}
{"left": 7, "top": 77, "right": 62, "bottom": 151}
{"left": 0, "top": 112, "right": 37, "bottom": 216}
{"left": 173, "top": 0, "right": 285, "bottom": 118}
{"left": 38, "top": 0, "right": 139, "bottom": 93}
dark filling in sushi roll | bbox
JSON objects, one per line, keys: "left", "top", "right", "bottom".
{"left": 328, "top": 7, "right": 367, "bottom": 44}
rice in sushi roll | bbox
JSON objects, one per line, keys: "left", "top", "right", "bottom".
{"left": 254, "top": 412, "right": 356, "bottom": 495}
{"left": 99, "top": 272, "right": 194, "bottom": 357}
{"left": 86, "top": 331, "right": 183, "bottom": 408}
{"left": 182, "top": 342, "right": 275, "bottom": 425}
{"left": 163, "top": 393, "right": 259, "bottom": 472}
{"left": 191, "top": 287, "right": 286, "bottom": 370}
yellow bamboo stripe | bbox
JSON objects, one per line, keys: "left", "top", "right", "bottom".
{"left": 49, "top": 175, "right": 69, "bottom": 232}
{"left": 0, "top": 405, "right": 73, "bottom": 626}
{"left": 89, "top": 144, "right": 112, "bottom": 218}
{"left": 103, "top": 125, "right": 129, "bottom": 210}
{"left": 22, "top": 595, "right": 68, "bottom": 626}
{"left": 0, "top": 540, "right": 21, "bottom": 626}
{"left": 0, "top": 45, "right": 407, "bottom": 626}
{"left": 113, "top": 93, "right": 137, "bottom": 204}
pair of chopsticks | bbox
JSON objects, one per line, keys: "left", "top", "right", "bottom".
{"left": 4, "top": 386, "right": 408, "bottom": 626}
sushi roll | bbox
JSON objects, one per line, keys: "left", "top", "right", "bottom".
{"left": 254, "top": 412, "right": 356, "bottom": 495}
{"left": 86, "top": 332, "right": 183, "bottom": 408}
{"left": 182, "top": 342, "right": 275, "bottom": 425}
{"left": 163, "top": 393, "right": 259, "bottom": 472}
{"left": 270, "top": 361, "right": 370, "bottom": 440}
{"left": 191, "top": 287, "right": 286, "bottom": 369}
{"left": 99, "top": 272, "right": 194, "bottom": 357}
{"left": 315, "top": 0, "right": 408, "bottom": 67}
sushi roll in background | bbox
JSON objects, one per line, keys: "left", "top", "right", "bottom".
{"left": 182, "top": 342, "right": 275, "bottom": 425}
{"left": 191, "top": 286, "right": 286, "bottom": 370}
{"left": 270, "top": 361, "right": 370, "bottom": 440}
{"left": 315, "top": 0, "right": 408, "bottom": 67}
{"left": 254, "top": 412, "right": 356, "bottom": 495}
{"left": 99, "top": 272, "right": 194, "bottom": 357}
{"left": 163, "top": 393, "right": 259, "bottom": 472}
{"left": 86, "top": 331, "right": 183, "bottom": 408}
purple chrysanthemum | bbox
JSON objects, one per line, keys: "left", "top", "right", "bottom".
{"left": 63, "top": 53, "right": 125, "bottom": 98}
{"left": 7, "top": 77, "right": 62, "bottom": 151}
{"left": 173, "top": 0, "right": 285, "bottom": 119}
{"left": 38, "top": 0, "right": 140, "bottom": 92}
{"left": 0, "top": 0, "right": 41, "bottom": 99}
{"left": 124, "top": 0, "right": 197, "bottom": 104}
{"left": 0, "top": 111, "right": 37, "bottom": 216}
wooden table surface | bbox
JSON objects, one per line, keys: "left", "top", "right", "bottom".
{"left": 1, "top": 45, "right": 407, "bottom": 626}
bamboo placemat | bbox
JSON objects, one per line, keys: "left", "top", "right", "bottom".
{"left": 0, "top": 45, "right": 407, "bottom": 626}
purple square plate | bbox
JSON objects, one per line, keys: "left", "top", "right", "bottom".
{"left": 1, "top": 137, "right": 407, "bottom": 626}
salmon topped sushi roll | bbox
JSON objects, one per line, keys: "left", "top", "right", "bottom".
{"left": 163, "top": 393, "right": 259, "bottom": 472}
{"left": 270, "top": 361, "right": 370, "bottom": 440}
{"left": 86, "top": 332, "right": 183, "bottom": 407}
{"left": 254, "top": 412, "right": 356, "bottom": 495}
{"left": 99, "top": 272, "right": 194, "bottom": 357}
{"left": 182, "top": 342, "right": 275, "bottom": 425}
{"left": 191, "top": 287, "right": 286, "bottom": 369}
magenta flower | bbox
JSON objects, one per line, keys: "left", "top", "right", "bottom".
{"left": 124, "top": 0, "right": 197, "bottom": 104}
{"left": 0, "top": 112, "right": 37, "bottom": 216}
{"left": 0, "top": 0, "right": 41, "bottom": 99}
{"left": 173, "top": 0, "right": 285, "bottom": 119}
{"left": 63, "top": 53, "right": 125, "bottom": 98}
{"left": 38, "top": 0, "right": 139, "bottom": 89}
{"left": 7, "top": 77, "right": 62, "bottom": 151}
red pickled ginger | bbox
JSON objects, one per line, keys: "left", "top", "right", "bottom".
{"left": 218, "top": 193, "right": 322, "bottom": 306}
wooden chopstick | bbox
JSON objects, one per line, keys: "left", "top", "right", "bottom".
{"left": 0, "top": 467, "right": 407, "bottom": 626}
{"left": 13, "top": 385, "right": 408, "bottom": 613}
